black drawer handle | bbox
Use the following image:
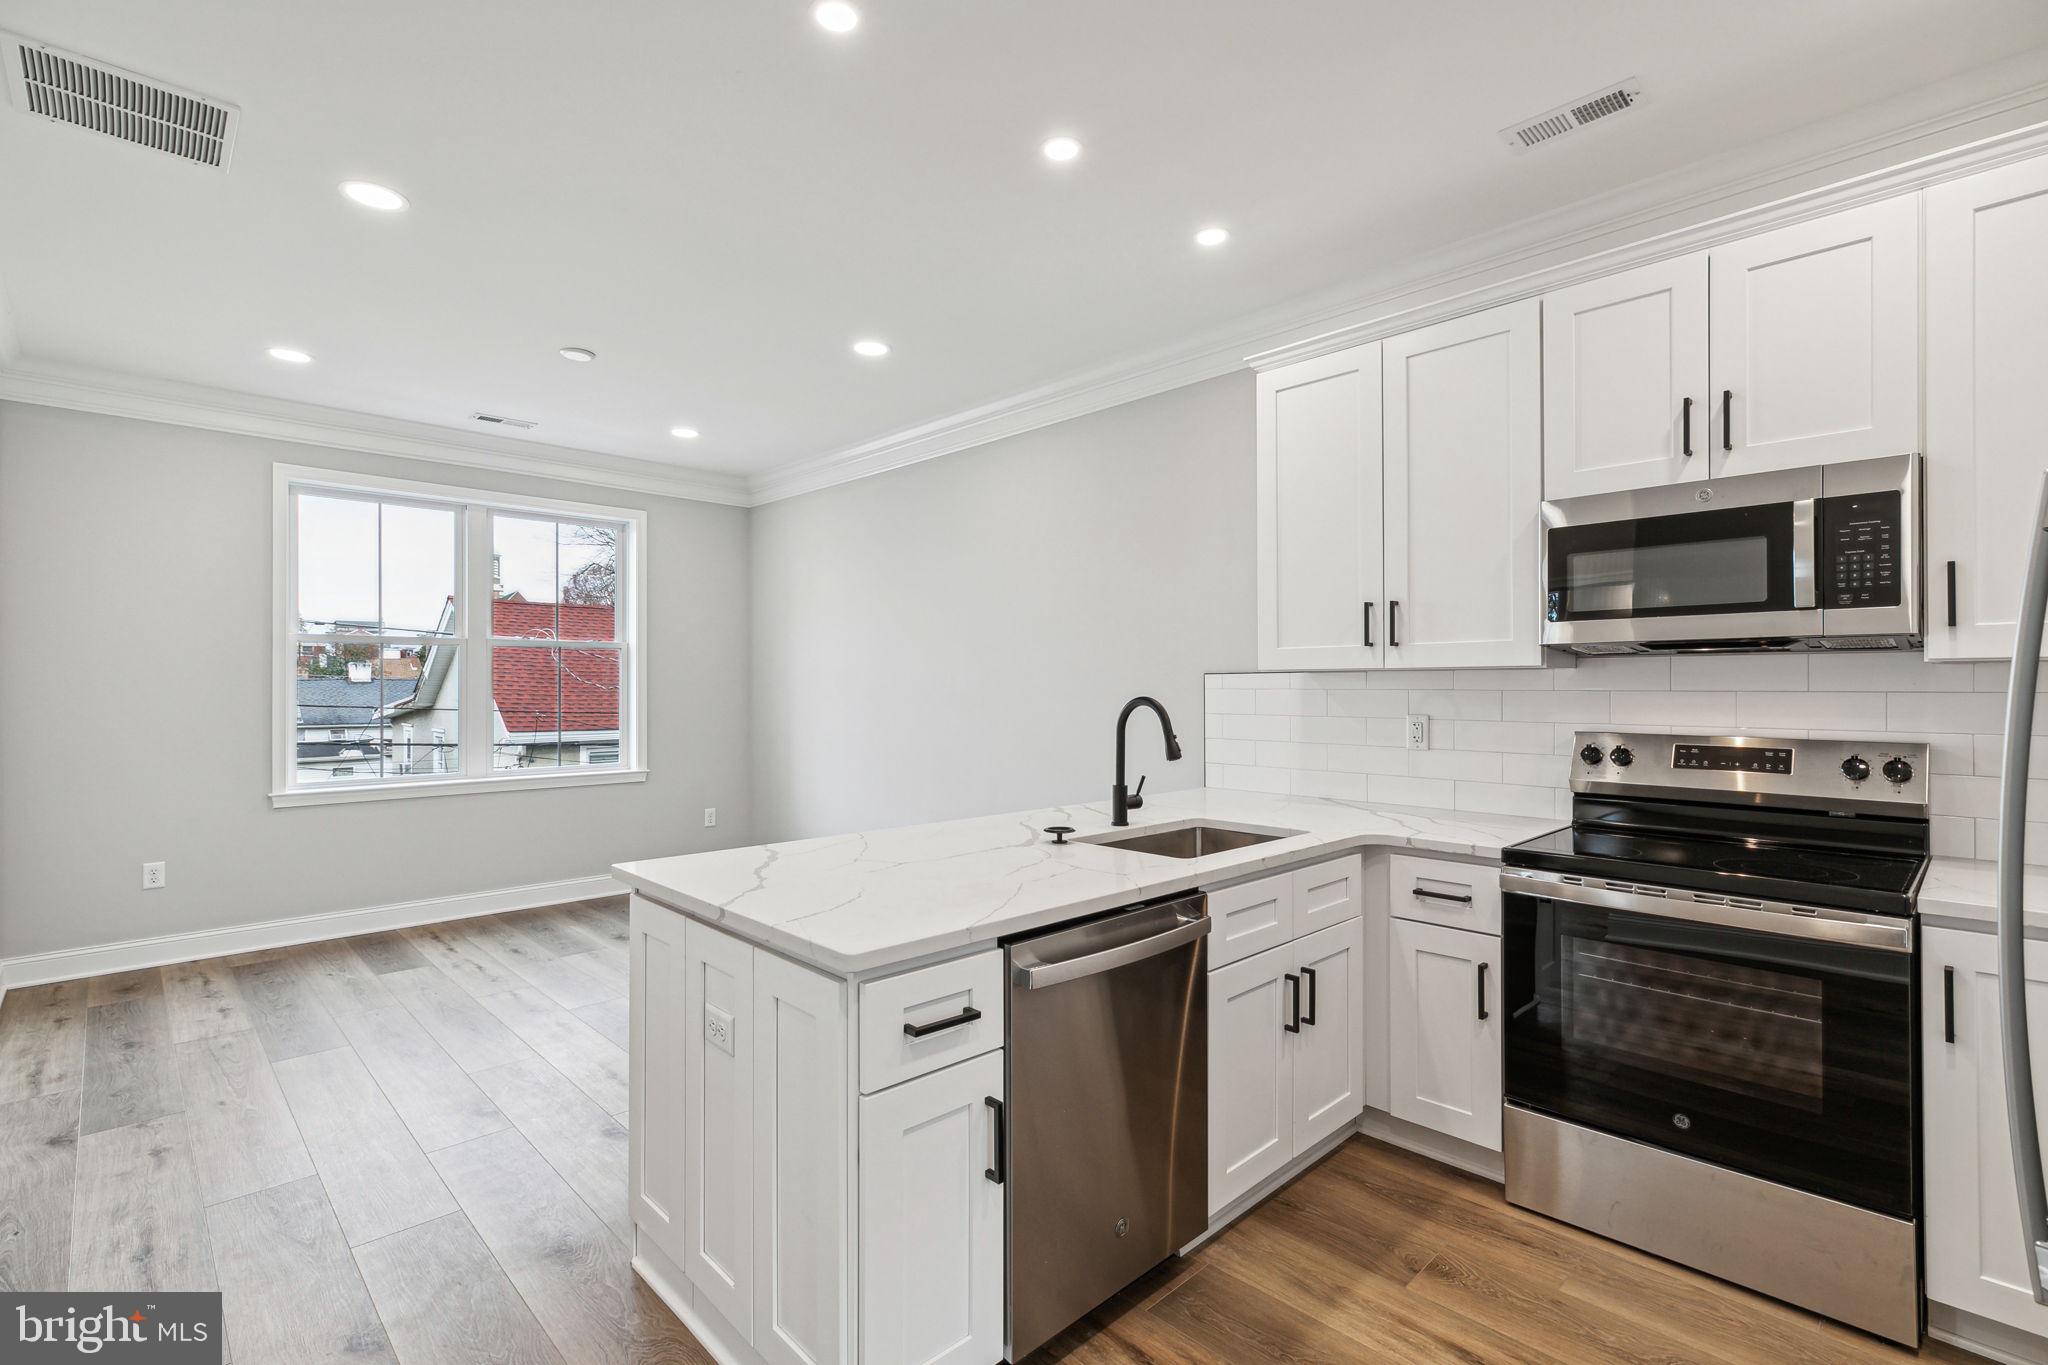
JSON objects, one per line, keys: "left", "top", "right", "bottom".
{"left": 1389, "top": 601, "right": 1401, "bottom": 649}
{"left": 1362, "top": 601, "right": 1374, "bottom": 648}
{"left": 903, "top": 1005, "right": 982, "bottom": 1039}
{"left": 1477, "top": 962, "right": 1490, "bottom": 1021}
{"left": 1944, "top": 965, "right": 1956, "bottom": 1045}
{"left": 985, "top": 1096, "right": 1005, "bottom": 1184}
{"left": 1948, "top": 560, "right": 1958, "bottom": 629}
{"left": 1283, "top": 973, "right": 1302, "bottom": 1034}
{"left": 1682, "top": 395, "right": 1693, "bottom": 458}
{"left": 1411, "top": 887, "right": 1474, "bottom": 905}
{"left": 1300, "top": 966, "right": 1318, "bottom": 1027}
{"left": 1721, "top": 389, "right": 1733, "bottom": 452}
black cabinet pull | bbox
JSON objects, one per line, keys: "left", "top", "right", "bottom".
{"left": 1389, "top": 601, "right": 1401, "bottom": 649}
{"left": 903, "top": 1005, "right": 982, "bottom": 1039}
{"left": 1682, "top": 396, "right": 1694, "bottom": 458}
{"left": 985, "top": 1096, "right": 1006, "bottom": 1184}
{"left": 1411, "top": 887, "right": 1474, "bottom": 905}
{"left": 1721, "top": 389, "right": 1733, "bottom": 452}
{"left": 1362, "top": 601, "right": 1374, "bottom": 648}
{"left": 1944, "top": 965, "right": 1956, "bottom": 1044}
{"left": 1300, "top": 966, "right": 1318, "bottom": 1026}
{"left": 1476, "top": 962, "right": 1489, "bottom": 1021}
{"left": 1948, "top": 560, "right": 1958, "bottom": 629}
{"left": 1283, "top": 973, "right": 1302, "bottom": 1033}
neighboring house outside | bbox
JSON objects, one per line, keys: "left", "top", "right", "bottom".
{"left": 294, "top": 661, "right": 420, "bottom": 781}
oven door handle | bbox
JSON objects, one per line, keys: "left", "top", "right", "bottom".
{"left": 1497, "top": 871, "right": 1913, "bottom": 953}
{"left": 1791, "top": 497, "right": 1818, "bottom": 611}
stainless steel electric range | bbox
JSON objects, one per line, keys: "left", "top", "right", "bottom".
{"left": 1500, "top": 730, "right": 1930, "bottom": 1346}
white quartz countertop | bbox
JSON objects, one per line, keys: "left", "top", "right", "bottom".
{"left": 612, "top": 788, "right": 1562, "bottom": 976}
{"left": 1918, "top": 856, "right": 2048, "bottom": 934}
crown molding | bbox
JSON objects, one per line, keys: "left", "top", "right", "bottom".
{"left": 0, "top": 360, "right": 753, "bottom": 506}
{"left": 748, "top": 57, "right": 2048, "bottom": 505}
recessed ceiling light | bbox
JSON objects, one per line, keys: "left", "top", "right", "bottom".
{"left": 813, "top": 1, "right": 859, "bottom": 33}
{"left": 339, "top": 180, "right": 407, "bottom": 212}
{"left": 558, "top": 347, "right": 596, "bottom": 363}
{"left": 267, "top": 346, "right": 312, "bottom": 364}
{"left": 851, "top": 338, "right": 890, "bottom": 358}
{"left": 670, "top": 426, "right": 701, "bottom": 440}
{"left": 1195, "top": 226, "right": 1230, "bottom": 247}
{"left": 1041, "top": 136, "right": 1082, "bottom": 163}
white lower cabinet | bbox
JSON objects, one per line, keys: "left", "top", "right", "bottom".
{"left": 1923, "top": 926, "right": 2048, "bottom": 1337}
{"left": 1388, "top": 916, "right": 1503, "bottom": 1151}
{"left": 1208, "top": 913, "right": 1366, "bottom": 1214}
{"left": 858, "top": 1051, "right": 1006, "bottom": 1365}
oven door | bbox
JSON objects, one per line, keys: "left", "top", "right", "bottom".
{"left": 1501, "top": 876, "right": 1914, "bottom": 1218}
{"left": 1543, "top": 497, "right": 1819, "bottom": 647}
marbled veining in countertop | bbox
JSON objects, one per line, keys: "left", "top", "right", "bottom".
{"left": 612, "top": 788, "right": 1562, "bottom": 975}
{"left": 1917, "top": 855, "right": 2048, "bottom": 934}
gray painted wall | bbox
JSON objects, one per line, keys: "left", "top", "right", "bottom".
{"left": 0, "top": 401, "right": 752, "bottom": 960}
{"left": 749, "top": 371, "right": 1257, "bottom": 840}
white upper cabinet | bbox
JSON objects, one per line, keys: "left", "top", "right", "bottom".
{"left": 1707, "top": 196, "right": 1921, "bottom": 478}
{"left": 1256, "top": 342, "right": 1384, "bottom": 670}
{"left": 1542, "top": 253, "right": 1711, "bottom": 498}
{"left": 1382, "top": 299, "right": 1543, "bottom": 669}
{"left": 1926, "top": 155, "right": 2048, "bottom": 661}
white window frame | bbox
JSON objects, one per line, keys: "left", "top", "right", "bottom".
{"left": 271, "top": 464, "right": 648, "bottom": 808}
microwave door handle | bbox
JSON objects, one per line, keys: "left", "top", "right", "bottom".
{"left": 1997, "top": 469, "right": 2048, "bottom": 1306}
{"left": 1791, "top": 498, "right": 1818, "bottom": 611}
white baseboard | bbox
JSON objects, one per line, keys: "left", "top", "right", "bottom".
{"left": 1927, "top": 1303, "right": 2048, "bottom": 1364}
{"left": 0, "top": 874, "right": 622, "bottom": 990}
{"left": 1355, "top": 1107, "right": 1506, "bottom": 1184}
{"left": 632, "top": 1235, "right": 766, "bottom": 1365}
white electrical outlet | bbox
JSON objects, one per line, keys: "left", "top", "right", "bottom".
{"left": 703, "top": 807, "right": 717, "bottom": 828}
{"left": 704, "top": 1002, "right": 736, "bottom": 1055}
{"left": 1406, "top": 714, "right": 1430, "bottom": 751}
{"left": 141, "top": 861, "right": 166, "bottom": 890}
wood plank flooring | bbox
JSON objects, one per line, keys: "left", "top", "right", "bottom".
{"left": 0, "top": 895, "right": 1995, "bottom": 1363}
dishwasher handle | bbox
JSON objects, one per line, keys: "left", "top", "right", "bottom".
{"left": 1010, "top": 902, "right": 1209, "bottom": 989}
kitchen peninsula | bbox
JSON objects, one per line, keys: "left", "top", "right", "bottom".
{"left": 612, "top": 786, "right": 1560, "bottom": 1365}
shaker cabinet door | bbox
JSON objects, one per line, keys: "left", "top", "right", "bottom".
{"left": 1208, "top": 943, "right": 1296, "bottom": 1214}
{"left": 1388, "top": 917, "right": 1503, "bottom": 1152}
{"left": 1290, "top": 919, "right": 1365, "bottom": 1154}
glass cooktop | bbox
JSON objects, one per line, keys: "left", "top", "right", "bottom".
{"left": 1503, "top": 823, "right": 1927, "bottom": 917}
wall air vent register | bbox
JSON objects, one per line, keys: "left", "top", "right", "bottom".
{"left": 1, "top": 32, "right": 239, "bottom": 170}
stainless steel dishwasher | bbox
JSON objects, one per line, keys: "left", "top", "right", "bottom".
{"left": 1004, "top": 892, "right": 1208, "bottom": 1360}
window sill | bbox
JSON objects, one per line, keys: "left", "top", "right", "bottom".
{"left": 272, "top": 767, "right": 648, "bottom": 808}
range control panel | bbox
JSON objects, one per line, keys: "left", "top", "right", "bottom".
{"left": 1819, "top": 490, "right": 1903, "bottom": 609}
{"left": 1673, "top": 744, "right": 1792, "bottom": 774}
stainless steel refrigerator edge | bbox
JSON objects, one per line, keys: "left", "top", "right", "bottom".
{"left": 1996, "top": 471, "right": 2048, "bottom": 1305}
{"left": 1003, "top": 895, "right": 1209, "bottom": 1361}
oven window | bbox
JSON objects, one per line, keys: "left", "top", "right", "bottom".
{"left": 1545, "top": 502, "right": 1797, "bottom": 622}
{"left": 1563, "top": 938, "right": 1822, "bottom": 1110}
{"left": 1564, "top": 536, "right": 1772, "bottom": 615}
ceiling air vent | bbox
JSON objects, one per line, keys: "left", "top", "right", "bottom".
{"left": 1, "top": 32, "right": 238, "bottom": 169}
{"left": 471, "top": 412, "right": 539, "bottom": 431}
{"left": 1501, "top": 79, "right": 1645, "bottom": 152}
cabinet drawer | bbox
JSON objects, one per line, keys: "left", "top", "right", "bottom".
{"left": 1293, "top": 854, "right": 1363, "bottom": 936}
{"left": 1205, "top": 872, "right": 1295, "bottom": 969}
{"left": 859, "top": 950, "right": 1005, "bottom": 1094}
{"left": 1388, "top": 854, "right": 1501, "bottom": 934}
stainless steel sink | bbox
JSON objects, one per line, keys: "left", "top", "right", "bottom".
{"left": 1077, "top": 820, "right": 1302, "bottom": 859}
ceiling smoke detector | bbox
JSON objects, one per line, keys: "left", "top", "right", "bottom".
{"left": 1500, "top": 78, "right": 1645, "bottom": 153}
{"left": 471, "top": 412, "right": 538, "bottom": 430}
{"left": 1, "top": 32, "right": 239, "bottom": 169}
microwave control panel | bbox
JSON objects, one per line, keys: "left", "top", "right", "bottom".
{"left": 1818, "top": 490, "right": 1903, "bottom": 610}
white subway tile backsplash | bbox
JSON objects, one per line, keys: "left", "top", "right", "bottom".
{"left": 1449, "top": 720, "right": 1554, "bottom": 754}
{"left": 1609, "top": 691, "right": 1739, "bottom": 729}
{"left": 1736, "top": 692, "right": 1887, "bottom": 731}
{"left": 1407, "top": 690, "right": 1503, "bottom": 721}
{"left": 1206, "top": 649, "right": 2048, "bottom": 863}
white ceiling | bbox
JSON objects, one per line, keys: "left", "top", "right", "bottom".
{"left": 2, "top": 0, "right": 2047, "bottom": 485}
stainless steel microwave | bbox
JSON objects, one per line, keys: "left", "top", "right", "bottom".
{"left": 1541, "top": 454, "right": 1920, "bottom": 655}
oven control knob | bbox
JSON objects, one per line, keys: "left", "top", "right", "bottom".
{"left": 1882, "top": 756, "right": 1914, "bottom": 785}
{"left": 1608, "top": 745, "right": 1634, "bottom": 768}
{"left": 1840, "top": 755, "right": 1870, "bottom": 782}
{"left": 1579, "top": 744, "right": 1605, "bottom": 767}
